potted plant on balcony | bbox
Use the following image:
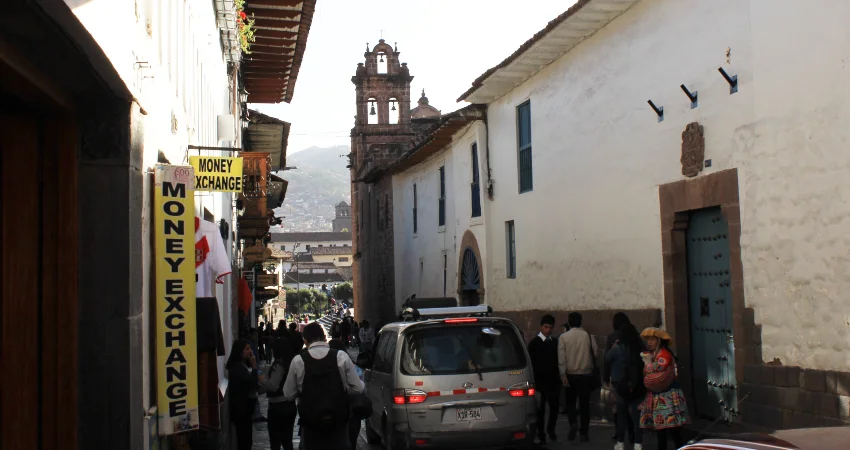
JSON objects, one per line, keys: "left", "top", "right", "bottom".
{"left": 235, "top": 0, "right": 255, "bottom": 54}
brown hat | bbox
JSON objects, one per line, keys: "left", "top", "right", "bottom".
{"left": 641, "top": 327, "right": 672, "bottom": 342}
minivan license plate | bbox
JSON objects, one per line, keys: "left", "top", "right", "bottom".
{"left": 455, "top": 407, "right": 482, "bottom": 421}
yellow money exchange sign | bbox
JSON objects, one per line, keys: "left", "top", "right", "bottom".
{"left": 189, "top": 156, "right": 243, "bottom": 192}
{"left": 154, "top": 164, "right": 199, "bottom": 435}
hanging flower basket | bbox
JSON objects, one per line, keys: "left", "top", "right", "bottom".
{"left": 235, "top": 0, "right": 255, "bottom": 54}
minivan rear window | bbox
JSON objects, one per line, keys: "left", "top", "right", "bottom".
{"left": 400, "top": 324, "right": 527, "bottom": 375}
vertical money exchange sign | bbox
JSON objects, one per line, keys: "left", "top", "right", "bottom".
{"left": 189, "top": 156, "right": 243, "bottom": 192}
{"left": 154, "top": 165, "right": 199, "bottom": 435}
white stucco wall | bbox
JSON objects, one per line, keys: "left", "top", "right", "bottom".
{"left": 392, "top": 122, "right": 488, "bottom": 310}
{"left": 482, "top": 0, "right": 850, "bottom": 370}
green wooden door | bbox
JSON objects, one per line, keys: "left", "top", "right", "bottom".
{"left": 687, "top": 207, "right": 738, "bottom": 421}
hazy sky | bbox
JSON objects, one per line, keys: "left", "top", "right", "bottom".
{"left": 252, "top": 0, "right": 575, "bottom": 155}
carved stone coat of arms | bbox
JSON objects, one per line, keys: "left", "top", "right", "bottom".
{"left": 681, "top": 122, "right": 705, "bottom": 177}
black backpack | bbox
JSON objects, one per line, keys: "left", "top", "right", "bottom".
{"left": 616, "top": 352, "right": 647, "bottom": 401}
{"left": 298, "top": 349, "right": 350, "bottom": 428}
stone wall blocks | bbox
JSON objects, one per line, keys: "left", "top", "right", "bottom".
{"left": 840, "top": 395, "right": 850, "bottom": 420}
{"left": 826, "top": 370, "right": 850, "bottom": 396}
{"left": 800, "top": 368, "right": 827, "bottom": 392}
{"left": 805, "top": 391, "right": 839, "bottom": 418}
{"left": 744, "top": 364, "right": 761, "bottom": 384}
{"left": 741, "top": 403, "right": 784, "bottom": 429}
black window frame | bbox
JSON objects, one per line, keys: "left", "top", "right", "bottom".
{"left": 413, "top": 183, "right": 418, "bottom": 234}
{"left": 438, "top": 166, "right": 446, "bottom": 227}
{"left": 471, "top": 142, "right": 482, "bottom": 217}
{"left": 516, "top": 101, "right": 533, "bottom": 193}
{"left": 506, "top": 220, "right": 516, "bottom": 278}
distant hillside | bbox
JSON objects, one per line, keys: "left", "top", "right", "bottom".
{"left": 273, "top": 146, "right": 351, "bottom": 231}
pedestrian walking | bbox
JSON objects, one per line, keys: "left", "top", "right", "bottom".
{"left": 283, "top": 323, "right": 364, "bottom": 450}
{"left": 331, "top": 319, "right": 341, "bottom": 340}
{"left": 258, "top": 323, "right": 267, "bottom": 362}
{"left": 340, "top": 317, "right": 352, "bottom": 347}
{"left": 557, "top": 312, "right": 599, "bottom": 443}
{"left": 289, "top": 322, "right": 303, "bottom": 354}
{"left": 265, "top": 322, "right": 275, "bottom": 364}
{"left": 226, "top": 339, "right": 264, "bottom": 450}
{"left": 328, "top": 339, "right": 366, "bottom": 450}
{"left": 358, "top": 320, "right": 374, "bottom": 353}
{"left": 351, "top": 320, "right": 360, "bottom": 348}
{"left": 527, "top": 314, "right": 560, "bottom": 445}
{"left": 638, "top": 327, "right": 690, "bottom": 450}
{"left": 606, "top": 323, "right": 645, "bottom": 450}
{"left": 604, "top": 312, "right": 632, "bottom": 441}
{"left": 260, "top": 336, "right": 298, "bottom": 450}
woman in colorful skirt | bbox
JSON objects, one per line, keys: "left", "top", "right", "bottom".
{"left": 638, "top": 328, "right": 690, "bottom": 449}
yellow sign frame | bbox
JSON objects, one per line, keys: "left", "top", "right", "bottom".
{"left": 189, "top": 156, "right": 243, "bottom": 192}
{"left": 154, "top": 165, "right": 199, "bottom": 435}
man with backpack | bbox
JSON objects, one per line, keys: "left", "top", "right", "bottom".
{"left": 283, "top": 322, "right": 364, "bottom": 449}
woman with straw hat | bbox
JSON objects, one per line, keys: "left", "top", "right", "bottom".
{"left": 638, "top": 327, "right": 690, "bottom": 449}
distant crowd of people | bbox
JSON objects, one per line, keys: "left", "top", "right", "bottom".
{"left": 528, "top": 311, "right": 690, "bottom": 450}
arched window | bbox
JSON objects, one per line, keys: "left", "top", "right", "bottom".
{"left": 377, "top": 52, "right": 388, "bottom": 74}
{"left": 367, "top": 97, "right": 378, "bottom": 124}
{"left": 388, "top": 97, "right": 399, "bottom": 124}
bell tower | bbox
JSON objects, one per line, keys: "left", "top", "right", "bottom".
{"left": 350, "top": 39, "right": 416, "bottom": 325}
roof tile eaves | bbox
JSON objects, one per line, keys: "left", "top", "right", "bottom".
{"left": 457, "top": 0, "right": 594, "bottom": 103}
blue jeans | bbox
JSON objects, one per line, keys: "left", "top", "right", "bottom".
{"left": 615, "top": 393, "right": 642, "bottom": 444}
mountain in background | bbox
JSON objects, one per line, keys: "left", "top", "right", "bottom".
{"left": 273, "top": 145, "right": 351, "bottom": 231}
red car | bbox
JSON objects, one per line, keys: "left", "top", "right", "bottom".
{"left": 680, "top": 427, "right": 850, "bottom": 450}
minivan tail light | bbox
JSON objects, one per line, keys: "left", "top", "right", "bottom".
{"left": 392, "top": 389, "right": 428, "bottom": 404}
{"left": 508, "top": 381, "right": 535, "bottom": 397}
{"left": 444, "top": 318, "right": 478, "bottom": 323}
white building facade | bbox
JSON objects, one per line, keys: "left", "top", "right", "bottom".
{"left": 391, "top": 108, "right": 488, "bottom": 310}
{"left": 459, "top": 0, "right": 850, "bottom": 428}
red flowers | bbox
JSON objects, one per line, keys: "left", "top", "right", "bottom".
{"left": 239, "top": 11, "right": 247, "bottom": 20}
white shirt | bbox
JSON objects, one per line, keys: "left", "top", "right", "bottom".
{"left": 282, "top": 342, "right": 364, "bottom": 401}
{"left": 538, "top": 332, "right": 552, "bottom": 342}
{"left": 195, "top": 217, "right": 231, "bottom": 297}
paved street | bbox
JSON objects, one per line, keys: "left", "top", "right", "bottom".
{"left": 253, "top": 390, "right": 619, "bottom": 450}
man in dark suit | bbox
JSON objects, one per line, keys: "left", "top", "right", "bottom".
{"left": 527, "top": 314, "right": 560, "bottom": 445}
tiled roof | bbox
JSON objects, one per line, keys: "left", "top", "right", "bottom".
{"left": 310, "top": 246, "right": 353, "bottom": 256}
{"left": 271, "top": 232, "right": 352, "bottom": 243}
{"left": 269, "top": 248, "right": 293, "bottom": 260}
{"left": 336, "top": 267, "right": 353, "bottom": 282}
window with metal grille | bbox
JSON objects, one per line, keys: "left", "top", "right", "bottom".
{"left": 438, "top": 166, "right": 446, "bottom": 226}
{"left": 506, "top": 221, "right": 516, "bottom": 278}
{"left": 413, "top": 183, "right": 418, "bottom": 234}
{"left": 517, "top": 101, "right": 533, "bottom": 193}
{"left": 471, "top": 142, "right": 482, "bottom": 217}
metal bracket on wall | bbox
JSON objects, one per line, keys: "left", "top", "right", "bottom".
{"left": 647, "top": 99, "right": 664, "bottom": 122}
{"left": 718, "top": 67, "right": 738, "bottom": 94}
{"left": 680, "top": 84, "right": 698, "bottom": 109}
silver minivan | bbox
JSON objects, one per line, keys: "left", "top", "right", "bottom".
{"left": 360, "top": 306, "right": 536, "bottom": 449}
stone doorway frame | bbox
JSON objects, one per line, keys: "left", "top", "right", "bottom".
{"left": 659, "top": 168, "right": 757, "bottom": 410}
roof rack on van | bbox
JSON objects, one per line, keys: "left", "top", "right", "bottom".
{"left": 399, "top": 305, "right": 493, "bottom": 322}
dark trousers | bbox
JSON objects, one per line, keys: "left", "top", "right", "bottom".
{"left": 302, "top": 424, "right": 350, "bottom": 450}
{"left": 565, "top": 374, "right": 593, "bottom": 436}
{"left": 536, "top": 383, "right": 560, "bottom": 437}
{"left": 233, "top": 416, "right": 253, "bottom": 450}
{"left": 656, "top": 427, "right": 684, "bottom": 450}
{"left": 347, "top": 417, "right": 361, "bottom": 450}
{"left": 268, "top": 401, "right": 297, "bottom": 450}
{"left": 614, "top": 394, "right": 642, "bottom": 444}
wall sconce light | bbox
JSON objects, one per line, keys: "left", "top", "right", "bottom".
{"left": 647, "top": 99, "right": 664, "bottom": 122}
{"left": 717, "top": 67, "right": 738, "bottom": 94}
{"left": 240, "top": 89, "right": 249, "bottom": 103}
{"left": 680, "top": 84, "right": 698, "bottom": 109}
